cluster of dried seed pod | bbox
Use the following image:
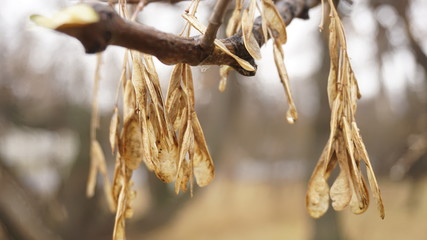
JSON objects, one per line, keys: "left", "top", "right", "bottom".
{"left": 165, "top": 63, "right": 215, "bottom": 194}
{"left": 108, "top": 48, "right": 217, "bottom": 238}
{"left": 222, "top": 0, "right": 298, "bottom": 123}
{"left": 107, "top": 2, "right": 218, "bottom": 237}
{"left": 306, "top": 0, "right": 385, "bottom": 219}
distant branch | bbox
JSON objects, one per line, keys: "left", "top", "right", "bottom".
{"left": 56, "top": 0, "right": 320, "bottom": 75}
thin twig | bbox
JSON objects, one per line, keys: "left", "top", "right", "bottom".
{"left": 201, "top": 0, "right": 230, "bottom": 49}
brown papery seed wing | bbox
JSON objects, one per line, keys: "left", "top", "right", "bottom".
{"left": 156, "top": 142, "right": 178, "bottom": 183}
{"left": 241, "top": 0, "right": 261, "bottom": 60}
{"left": 225, "top": 0, "right": 242, "bottom": 37}
{"left": 182, "top": 14, "right": 255, "bottom": 72}
{"left": 109, "top": 107, "right": 120, "bottom": 154}
{"left": 123, "top": 80, "right": 136, "bottom": 120}
{"left": 262, "top": 0, "right": 287, "bottom": 45}
{"left": 306, "top": 148, "right": 330, "bottom": 218}
{"left": 272, "top": 41, "right": 298, "bottom": 124}
{"left": 351, "top": 122, "right": 385, "bottom": 219}
{"left": 131, "top": 51, "right": 146, "bottom": 108}
{"left": 191, "top": 114, "right": 214, "bottom": 186}
{"left": 219, "top": 66, "right": 232, "bottom": 92}
{"left": 87, "top": 140, "right": 104, "bottom": 197}
{"left": 121, "top": 114, "right": 143, "bottom": 170}
{"left": 330, "top": 169, "right": 352, "bottom": 211}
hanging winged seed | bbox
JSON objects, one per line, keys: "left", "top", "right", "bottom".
{"left": 86, "top": 140, "right": 103, "bottom": 197}
{"left": 113, "top": 175, "right": 128, "bottom": 240}
{"left": 112, "top": 155, "right": 123, "bottom": 205}
{"left": 306, "top": 148, "right": 330, "bottom": 218}
{"left": 166, "top": 64, "right": 185, "bottom": 114}
{"left": 256, "top": 1, "right": 268, "bottom": 43}
{"left": 175, "top": 158, "right": 192, "bottom": 194}
{"left": 156, "top": 141, "right": 179, "bottom": 183}
{"left": 184, "top": 64, "right": 195, "bottom": 107}
{"left": 140, "top": 108, "right": 156, "bottom": 171}
{"left": 330, "top": 151, "right": 352, "bottom": 211}
{"left": 176, "top": 121, "right": 194, "bottom": 179}
{"left": 123, "top": 80, "right": 136, "bottom": 120}
{"left": 219, "top": 66, "right": 232, "bottom": 92}
{"left": 241, "top": 0, "right": 261, "bottom": 60}
{"left": 272, "top": 41, "right": 298, "bottom": 124}
{"left": 191, "top": 114, "right": 214, "bottom": 186}
{"left": 142, "top": 54, "right": 158, "bottom": 78}
{"left": 112, "top": 157, "right": 136, "bottom": 240}
{"left": 147, "top": 112, "right": 177, "bottom": 183}
{"left": 143, "top": 54, "right": 172, "bottom": 125}
{"left": 351, "top": 122, "right": 385, "bottom": 218}
{"left": 175, "top": 121, "right": 194, "bottom": 194}
{"left": 182, "top": 14, "right": 255, "bottom": 72}
{"left": 225, "top": 0, "right": 243, "bottom": 37}
{"left": 109, "top": 107, "right": 120, "bottom": 154}
{"left": 330, "top": 169, "right": 352, "bottom": 211}
{"left": 120, "top": 113, "right": 143, "bottom": 170}
{"left": 137, "top": 51, "right": 180, "bottom": 179}
{"left": 131, "top": 51, "right": 147, "bottom": 108}
{"left": 323, "top": 95, "right": 341, "bottom": 171}
{"left": 142, "top": 66, "right": 164, "bottom": 131}
{"left": 262, "top": 0, "right": 287, "bottom": 45}
{"left": 166, "top": 64, "right": 189, "bottom": 134}
{"left": 327, "top": 19, "right": 338, "bottom": 107}
{"left": 349, "top": 174, "right": 370, "bottom": 215}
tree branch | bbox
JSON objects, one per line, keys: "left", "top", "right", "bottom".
{"left": 55, "top": 0, "right": 320, "bottom": 76}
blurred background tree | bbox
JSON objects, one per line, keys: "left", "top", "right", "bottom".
{"left": 0, "top": 0, "right": 426, "bottom": 239}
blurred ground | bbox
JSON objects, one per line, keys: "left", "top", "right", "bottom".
{"left": 142, "top": 178, "right": 427, "bottom": 240}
